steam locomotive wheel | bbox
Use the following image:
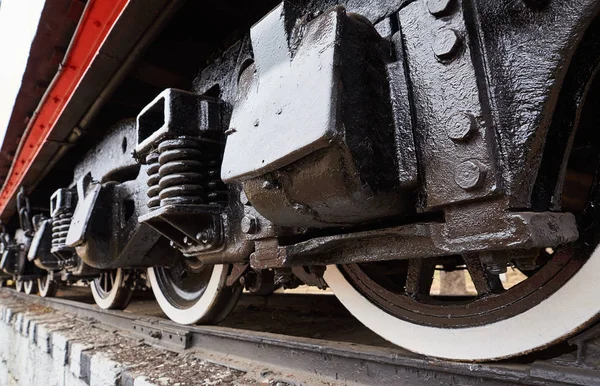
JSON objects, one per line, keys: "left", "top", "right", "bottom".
{"left": 327, "top": 166, "right": 600, "bottom": 361}
{"left": 325, "top": 44, "right": 600, "bottom": 361}
{"left": 90, "top": 269, "right": 133, "bottom": 310}
{"left": 148, "top": 262, "right": 242, "bottom": 325}
{"left": 38, "top": 274, "right": 58, "bottom": 298}
{"left": 23, "top": 279, "right": 38, "bottom": 295}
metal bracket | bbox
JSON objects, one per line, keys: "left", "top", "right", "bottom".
{"left": 398, "top": 0, "right": 499, "bottom": 209}
{"left": 250, "top": 209, "right": 578, "bottom": 269}
{"left": 132, "top": 319, "right": 191, "bottom": 351}
{"left": 135, "top": 88, "right": 222, "bottom": 158}
{"left": 65, "top": 173, "right": 101, "bottom": 248}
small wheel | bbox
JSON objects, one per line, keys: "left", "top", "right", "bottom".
{"left": 38, "top": 274, "right": 58, "bottom": 298}
{"left": 23, "top": 280, "right": 38, "bottom": 295}
{"left": 15, "top": 279, "right": 23, "bottom": 292}
{"left": 90, "top": 269, "right": 133, "bottom": 310}
{"left": 148, "top": 262, "right": 241, "bottom": 325}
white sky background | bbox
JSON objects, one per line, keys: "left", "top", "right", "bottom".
{"left": 0, "top": 0, "right": 46, "bottom": 150}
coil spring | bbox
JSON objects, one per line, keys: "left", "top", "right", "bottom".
{"left": 146, "top": 137, "right": 228, "bottom": 207}
{"left": 51, "top": 212, "right": 72, "bottom": 249}
{"left": 146, "top": 152, "right": 161, "bottom": 208}
{"left": 158, "top": 138, "right": 205, "bottom": 206}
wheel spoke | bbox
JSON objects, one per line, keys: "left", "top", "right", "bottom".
{"left": 405, "top": 258, "right": 435, "bottom": 297}
{"left": 463, "top": 254, "right": 504, "bottom": 296}
{"left": 169, "top": 263, "right": 187, "bottom": 286}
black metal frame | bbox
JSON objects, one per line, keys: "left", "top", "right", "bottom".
{"left": 1, "top": 0, "right": 600, "bottom": 364}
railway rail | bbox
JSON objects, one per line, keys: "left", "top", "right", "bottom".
{"left": 2, "top": 288, "right": 600, "bottom": 386}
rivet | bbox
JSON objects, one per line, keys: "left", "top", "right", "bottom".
{"left": 241, "top": 216, "right": 258, "bottom": 234}
{"left": 432, "top": 29, "right": 461, "bottom": 62}
{"left": 447, "top": 112, "right": 476, "bottom": 142}
{"left": 427, "top": 0, "right": 455, "bottom": 17}
{"left": 454, "top": 160, "right": 486, "bottom": 190}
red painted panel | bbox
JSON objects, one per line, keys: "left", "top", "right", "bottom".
{"left": 0, "top": 0, "right": 130, "bottom": 216}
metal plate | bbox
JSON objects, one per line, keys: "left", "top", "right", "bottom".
{"left": 221, "top": 4, "right": 343, "bottom": 182}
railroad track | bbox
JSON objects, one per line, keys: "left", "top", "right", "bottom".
{"left": 2, "top": 288, "right": 600, "bottom": 386}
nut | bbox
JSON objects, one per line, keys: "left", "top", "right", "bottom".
{"left": 485, "top": 262, "right": 507, "bottom": 275}
{"left": 427, "top": 0, "right": 455, "bottom": 17}
{"left": 447, "top": 112, "right": 476, "bottom": 142}
{"left": 432, "top": 29, "right": 461, "bottom": 62}
{"left": 454, "top": 160, "right": 486, "bottom": 190}
{"left": 241, "top": 216, "right": 258, "bottom": 234}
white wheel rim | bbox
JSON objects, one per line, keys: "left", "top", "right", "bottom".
{"left": 23, "top": 280, "right": 34, "bottom": 295}
{"left": 91, "top": 269, "right": 123, "bottom": 309}
{"left": 38, "top": 275, "right": 52, "bottom": 297}
{"left": 148, "top": 264, "right": 224, "bottom": 325}
{"left": 324, "top": 246, "right": 600, "bottom": 361}
{"left": 38, "top": 277, "right": 46, "bottom": 295}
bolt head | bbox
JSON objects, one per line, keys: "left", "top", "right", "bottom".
{"left": 196, "top": 231, "right": 211, "bottom": 244}
{"left": 433, "top": 29, "right": 461, "bottom": 62}
{"left": 262, "top": 180, "right": 276, "bottom": 190}
{"left": 427, "top": 0, "right": 455, "bottom": 17}
{"left": 454, "top": 160, "right": 486, "bottom": 190}
{"left": 447, "top": 112, "right": 476, "bottom": 142}
{"left": 241, "top": 216, "right": 258, "bottom": 234}
{"left": 486, "top": 262, "right": 507, "bottom": 275}
{"left": 293, "top": 203, "right": 311, "bottom": 215}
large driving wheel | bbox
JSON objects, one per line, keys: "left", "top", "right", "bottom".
{"left": 90, "top": 269, "right": 133, "bottom": 310}
{"left": 327, "top": 189, "right": 600, "bottom": 360}
{"left": 327, "top": 176, "right": 600, "bottom": 361}
{"left": 148, "top": 261, "right": 241, "bottom": 325}
{"left": 38, "top": 274, "right": 58, "bottom": 298}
